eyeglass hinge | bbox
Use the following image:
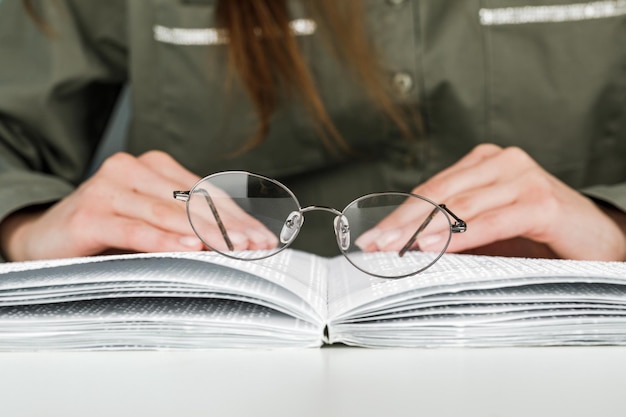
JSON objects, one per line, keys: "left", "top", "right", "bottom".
{"left": 451, "top": 220, "right": 467, "bottom": 233}
{"left": 173, "top": 191, "right": 190, "bottom": 202}
{"left": 439, "top": 204, "right": 467, "bottom": 233}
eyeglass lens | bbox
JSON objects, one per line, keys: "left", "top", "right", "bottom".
{"left": 185, "top": 172, "right": 453, "bottom": 278}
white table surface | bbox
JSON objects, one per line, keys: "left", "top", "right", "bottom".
{"left": 1, "top": 345, "right": 625, "bottom": 417}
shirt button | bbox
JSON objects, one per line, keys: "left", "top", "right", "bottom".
{"left": 386, "top": 0, "right": 406, "bottom": 6}
{"left": 391, "top": 72, "right": 414, "bottom": 95}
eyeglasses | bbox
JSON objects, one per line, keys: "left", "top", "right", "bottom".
{"left": 173, "top": 171, "right": 466, "bottom": 279}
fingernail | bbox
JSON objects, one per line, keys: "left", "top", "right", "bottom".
{"left": 375, "top": 229, "right": 402, "bottom": 249}
{"left": 246, "top": 228, "right": 278, "bottom": 247}
{"left": 355, "top": 228, "right": 382, "bottom": 251}
{"left": 418, "top": 233, "right": 443, "bottom": 249}
{"left": 226, "top": 231, "right": 248, "bottom": 246}
{"left": 179, "top": 236, "right": 203, "bottom": 248}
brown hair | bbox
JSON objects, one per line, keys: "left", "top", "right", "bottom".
{"left": 216, "top": 0, "right": 417, "bottom": 155}
{"left": 22, "top": 0, "right": 55, "bottom": 36}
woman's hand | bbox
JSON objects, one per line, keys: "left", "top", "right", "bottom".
{"left": 0, "top": 151, "right": 275, "bottom": 261}
{"left": 356, "top": 144, "right": 626, "bottom": 261}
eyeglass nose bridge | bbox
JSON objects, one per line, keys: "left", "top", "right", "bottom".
{"left": 280, "top": 211, "right": 304, "bottom": 245}
{"left": 286, "top": 206, "right": 349, "bottom": 251}
{"left": 333, "top": 215, "right": 350, "bottom": 251}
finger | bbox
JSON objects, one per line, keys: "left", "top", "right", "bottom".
{"left": 191, "top": 221, "right": 279, "bottom": 252}
{"left": 54, "top": 208, "right": 203, "bottom": 257}
{"left": 184, "top": 179, "right": 281, "bottom": 251}
{"left": 78, "top": 170, "right": 196, "bottom": 237}
{"left": 413, "top": 146, "right": 536, "bottom": 203}
{"left": 137, "top": 150, "right": 201, "bottom": 189}
{"left": 354, "top": 200, "right": 453, "bottom": 253}
{"left": 97, "top": 152, "right": 195, "bottom": 202}
{"left": 75, "top": 171, "right": 204, "bottom": 251}
{"left": 109, "top": 186, "right": 196, "bottom": 235}
{"left": 412, "top": 144, "right": 502, "bottom": 198}
{"left": 186, "top": 197, "right": 279, "bottom": 252}
{"left": 354, "top": 152, "right": 519, "bottom": 252}
{"left": 92, "top": 217, "right": 203, "bottom": 252}
{"left": 436, "top": 176, "right": 524, "bottom": 226}
{"left": 420, "top": 184, "right": 557, "bottom": 255}
{"left": 437, "top": 202, "right": 543, "bottom": 254}
{"left": 97, "top": 153, "right": 208, "bottom": 240}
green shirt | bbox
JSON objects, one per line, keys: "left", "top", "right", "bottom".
{"left": 1, "top": 0, "right": 625, "bottom": 258}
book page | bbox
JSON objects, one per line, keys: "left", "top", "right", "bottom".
{"left": 327, "top": 253, "right": 626, "bottom": 320}
{"left": 0, "top": 250, "right": 328, "bottom": 329}
{"left": 326, "top": 253, "right": 626, "bottom": 347}
{"left": 0, "top": 297, "right": 322, "bottom": 350}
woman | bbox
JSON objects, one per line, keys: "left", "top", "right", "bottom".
{"left": 0, "top": 0, "right": 625, "bottom": 262}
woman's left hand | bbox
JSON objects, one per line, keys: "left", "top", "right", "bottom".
{"left": 356, "top": 144, "right": 626, "bottom": 261}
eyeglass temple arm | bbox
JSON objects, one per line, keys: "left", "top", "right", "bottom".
{"left": 398, "top": 204, "right": 467, "bottom": 257}
{"left": 173, "top": 189, "right": 234, "bottom": 251}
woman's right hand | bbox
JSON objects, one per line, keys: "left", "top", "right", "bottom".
{"left": 0, "top": 151, "right": 275, "bottom": 262}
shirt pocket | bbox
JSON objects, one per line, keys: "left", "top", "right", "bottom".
{"left": 150, "top": 0, "right": 342, "bottom": 176}
{"left": 480, "top": 0, "right": 626, "bottom": 186}
{"left": 151, "top": 0, "right": 253, "bottom": 161}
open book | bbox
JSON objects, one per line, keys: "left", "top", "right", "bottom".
{"left": 0, "top": 249, "right": 625, "bottom": 350}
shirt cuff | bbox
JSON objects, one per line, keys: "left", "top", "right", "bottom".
{"left": 580, "top": 183, "right": 626, "bottom": 212}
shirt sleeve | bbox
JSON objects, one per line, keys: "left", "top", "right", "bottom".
{"left": 0, "top": 0, "right": 128, "bottom": 232}
{"left": 581, "top": 184, "right": 626, "bottom": 213}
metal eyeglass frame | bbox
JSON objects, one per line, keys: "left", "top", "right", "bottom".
{"left": 173, "top": 171, "right": 467, "bottom": 278}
